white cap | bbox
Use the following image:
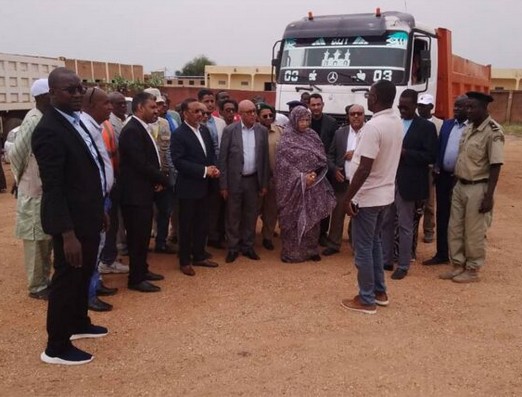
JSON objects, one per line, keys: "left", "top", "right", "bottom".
{"left": 418, "top": 93, "right": 434, "bottom": 105}
{"left": 143, "top": 87, "right": 164, "bottom": 103}
{"left": 31, "top": 78, "right": 49, "bottom": 97}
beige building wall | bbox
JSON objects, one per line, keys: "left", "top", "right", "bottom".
{"left": 492, "top": 68, "right": 522, "bottom": 90}
{"left": 205, "top": 65, "right": 273, "bottom": 91}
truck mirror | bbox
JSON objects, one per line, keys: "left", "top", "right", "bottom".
{"left": 271, "top": 58, "right": 280, "bottom": 68}
{"left": 420, "top": 49, "right": 431, "bottom": 79}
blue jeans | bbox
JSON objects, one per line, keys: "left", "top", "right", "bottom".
{"left": 352, "top": 205, "right": 389, "bottom": 305}
{"left": 88, "top": 232, "right": 106, "bottom": 301}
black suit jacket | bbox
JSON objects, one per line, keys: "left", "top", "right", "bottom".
{"left": 31, "top": 107, "right": 104, "bottom": 238}
{"left": 119, "top": 117, "right": 169, "bottom": 206}
{"left": 327, "top": 125, "right": 350, "bottom": 192}
{"left": 312, "top": 113, "right": 338, "bottom": 152}
{"left": 396, "top": 116, "right": 438, "bottom": 201}
{"left": 170, "top": 122, "right": 217, "bottom": 200}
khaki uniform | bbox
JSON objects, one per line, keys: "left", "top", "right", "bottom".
{"left": 261, "top": 123, "right": 282, "bottom": 240}
{"left": 448, "top": 116, "right": 504, "bottom": 270}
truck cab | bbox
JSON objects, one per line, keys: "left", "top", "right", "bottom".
{"left": 272, "top": 10, "right": 437, "bottom": 121}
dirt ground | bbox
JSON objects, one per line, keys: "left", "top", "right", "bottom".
{"left": 1, "top": 136, "right": 521, "bottom": 397}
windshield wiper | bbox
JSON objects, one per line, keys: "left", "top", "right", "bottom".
{"left": 295, "top": 84, "right": 322, "bottom": 92}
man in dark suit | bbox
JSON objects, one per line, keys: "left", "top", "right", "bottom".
{"left": 32, "top": 67, "right": 107, "bottom": 365}
{"left": 323, "top": 104, "right": 364, "bottom": 256}
{"left": 219, "top": 100, "right": 269, "bottom": 263}
{"left": 171, "top": 98, "right": 220, "bottom": 276}
{"left": 309, "top": 93, "right": 338, "bottom": 246}
{"left": 423, "top": 95, "right": 468, "bottom": 266}
{"left": 119, "top": 92, "right": 169, "bottom": 292}
{"left": 382, "top": 89, "right": 437, "bottom": 279}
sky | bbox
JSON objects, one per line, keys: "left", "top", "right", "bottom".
{"left": 0, "top": 0, "right": 520, "bottom": 75}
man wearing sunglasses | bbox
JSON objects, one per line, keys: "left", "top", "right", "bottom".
{"left": 256, "top": 102, "right": 282, "bottom": 251}
{"left": 32, "top": 68, "right": 108, "bottom": 365}
{"left": 323, "top": 104, "right": 365, "bottom": 256}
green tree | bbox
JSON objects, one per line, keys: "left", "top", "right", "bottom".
{"left": 175, "top": 55, "right": 215, "bottom": 77}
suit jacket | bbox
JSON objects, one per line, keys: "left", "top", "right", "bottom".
{"left": 219, "top": 121, "right": 269, "bottom": 194}
{"left": 170, "top": 122, "right": 216, "bottom": 200}
{"left": 313, "top": 113, "right": 338, "bottom": 152}
{"left": 436, "top": 118, "right": 457, "bottom": 171}
{"left": 31, "top": 107, "right": 104, "bottom": 238}
{"left": 119, "top": 117, "right": 169, "bottom": 207}
{"left": 396, "top": 116, "right": 438, "bottom": 201}
{"left": 327, "top": 125, "right": 350, "bottom": 192}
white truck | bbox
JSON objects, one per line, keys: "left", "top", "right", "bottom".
{"left": 272, "top": 10, "right": 490, "bottom": 122}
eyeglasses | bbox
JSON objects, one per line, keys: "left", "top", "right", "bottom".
{"left": 242, "top": 109, "right": 256, "bottom": 115}
{"left": 261, "top": 113, "right": 274, "bottom": 119}
{"left": 349, "top": 112, "right": 364, "bottom": 117}
{"left": 60, "top": 85, "right": 87, "bottom": 95}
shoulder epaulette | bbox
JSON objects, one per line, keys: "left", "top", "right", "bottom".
{"left": 489, "top": 121, "right": 501, "bottom": 131}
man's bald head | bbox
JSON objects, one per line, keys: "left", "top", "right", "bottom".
{"left": 238, "top": 100, "right": 257, "bottom": 127}
{"left": 82, "top": 87, "right": 112, "bottom": 124}
{"left": 108, "top": 91, "right": 127, "bottom": 119}
{"left": 48, "top": 67, "right": 84, "bottom": 113}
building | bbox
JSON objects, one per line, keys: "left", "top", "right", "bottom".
{"left": 491, "top": 68, "right": 522, "bottom": 91}
{"left": 205, "top": 65, "right": 273, "bottom": 91}
{"left": 62, "top": 57, "right": 144, "bottom": 83}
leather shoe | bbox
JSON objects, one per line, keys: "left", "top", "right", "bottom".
{"left": 422, "top": 256, "right": 449, "bottom": 266}
{"left": 243, "top": 249, "right": 260, "bottom": 260}
{"left": 28, "top": 288, "right": 50, "bottom": 300}
{"left": 128, "top": 280, "right": 161, "bottom": 292}
{"left": 383, "top": 263, "right": 394, "bottom": 271}
{"left": 262, "top": 239, "right": 274, "bottom": 250}
{"left": 391, "top": 268, "right": 408, "bottom": 280}
{"left": 309, "top": 254, "right": 322, "bottom": 262}
{"left": 204, "top": 250, "right": 213, "bottom": 259}
{"left": 96, "top": 283, "right": 118, "bottom": 296}
{"left": 145, "top": 271, "right": 164, "bottom": 281}
{"left": 322, "top": 247, "right": 339, "bottom": 256}
{"left": 154, "top": 245, "right": 177, "bottom": 254}
{"left": 180, "top": 265, "right": 196, "bottom": 276}
{"left": 225, "top": 251, "right": 239, "bottom": 263}
{"left": 88, "top": 297, "right": 113, "bottom": 312}
{"left": 193, "top": 259, "right": 219, "bottom": 268}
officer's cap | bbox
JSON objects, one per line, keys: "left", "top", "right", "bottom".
{"left": 466, "top": 91, "right": 493, "bottom": 104}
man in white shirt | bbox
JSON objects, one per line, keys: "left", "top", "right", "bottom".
{"left": 323, "top": 104, "right": 364, "bottom": 256}
{"left": 340, "top": 80, "right": 403, "bottom": 315}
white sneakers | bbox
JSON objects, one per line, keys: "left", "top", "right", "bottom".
{"left": 98, "top": 260, "right": 129, "bottom": 274}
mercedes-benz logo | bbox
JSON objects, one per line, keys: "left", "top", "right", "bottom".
{"left": 327, "top": 71, "right": 338, "bottom": 84}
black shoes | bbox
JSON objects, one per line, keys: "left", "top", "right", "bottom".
{"left": 309, "top": 254, "right": 321, "bottom": 262}
{"left": 262, "top": 239, "right": 274, "bottom": 250}
{"left": 225, "top": 251, "right": 239, "bottom": 263}
{"left": 322, "top": 247, "right": 339, "bottom": 256}
{"left": 422, "top": 256, "right": 449, "bottom": 266}
{"left": 145, "top": 271, "right": 164, "bottom": 281}
{"left": 29, "top": 288, "right": 50, "bottom": 300}
{"left": 88, "top": 297, "right": 113, "bottom": 312}
{"left": 154, "top": 245, "right": 177, "bottom": 254}
{"left": 383, "top": 264, "right": 394, "bottom": 271}
{"left": 41, "top": 346, "right": 93, "bottom": 365}
{"left": 243, "top": 249, "right": 260, "bottom": 260}
{"left": 96, "top": 283, "right": 118, "bottom": 297}
{"left": 70, "top": 324, "right": 109, "bottom": 341}
{"left": 128, "top": 280, "right": 161, "bottom": 293}
{"left": 391, "top": 268, "right": 408, "bottom": 280}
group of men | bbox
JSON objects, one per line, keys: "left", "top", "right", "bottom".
{"left": 10, "top": 65, "right": 503, "bottom": 364}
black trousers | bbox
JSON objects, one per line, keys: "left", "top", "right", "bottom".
{"left": 435, "top": 170, "right": 454, "bottom": 260}
{"left": 47, "top": 234, "right": 100, "bottom": 355}
{"left": 178, "top": 196, "right": 210, "bottom": 267}
{"left": 122, "top": 205, "right": 152, "bottom": 285}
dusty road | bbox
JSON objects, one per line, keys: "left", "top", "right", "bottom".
{"left": 1, "top": 136, "right": 521, "bottom": 396}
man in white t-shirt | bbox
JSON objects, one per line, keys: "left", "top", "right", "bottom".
{"left": 340, "top": 80, "right": 403, "bottom": 315}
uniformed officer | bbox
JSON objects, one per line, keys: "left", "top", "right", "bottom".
{"left": 440, "top": 91, "right": 504, "bottom": 283}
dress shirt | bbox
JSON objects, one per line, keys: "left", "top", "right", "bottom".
{"left": 443, "top": 120, "right": 468, "bottom": 172}
{"left": 344, "top": 126, "right": 359, "bottom": 177}
{"left": 205, "top": 116, "right": 220, "bottom": 157}
{"left": 184, "top": 121, "right": 208, "bottom": 178}
{"left": 165, "top": 112, "right": 178, "bottom": 133}
{"left": 80, "top": 113, "right": 114, "bottom": 193}
{"left": 132, "top": 115, "right": 161, "bottom": 166}
{"left": 241, "top": 122, "right": 257, "bottom": 175}
{"left": 56, "top": 108, "right": 106, "bottom": 194}
{"left": 402, "top": 119, "right": 413, "bottom": 136}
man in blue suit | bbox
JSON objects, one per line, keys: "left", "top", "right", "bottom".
{"left": 423, "top": 96, "right": 468, "bottom": 266}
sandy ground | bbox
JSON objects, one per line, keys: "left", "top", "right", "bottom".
{"left": 1, "top": 136, "right": 521, "bottom": 397}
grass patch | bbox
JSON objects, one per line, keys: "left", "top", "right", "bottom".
{"left": 503, "top": 123, "right": 522, "bottom": 136}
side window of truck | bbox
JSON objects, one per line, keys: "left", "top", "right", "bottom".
{"left": 412, "top": 39, "right": 428, "bottom": 85}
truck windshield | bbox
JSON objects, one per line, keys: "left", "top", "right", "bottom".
{"left": 278, "top": 32, "right": 409, "bottom": 85}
